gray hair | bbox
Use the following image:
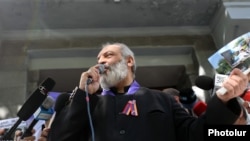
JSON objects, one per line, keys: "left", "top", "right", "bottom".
{"left": 102, "top": 42, "right": 137, "bottom": 77}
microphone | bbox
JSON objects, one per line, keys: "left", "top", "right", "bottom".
{"left": 195, "top": 75, "right": 214, "bottom": 90}
{"left": 48, "top": 93, "right": 70, "bottom": 128}
{"left": 217, "top": 68, "right": 250, "bottom": 95}
{"left": 193, "top": 101, "right": 207, "bottom": 117}
{"left": 242, "top": 90, "right": 250, "bottom": 102}
{"left": 1, "top": 77, "right": 55, "bottom": 140}
{"left": 238, "top": 90, "right": 250, "bottom": 106}
{"left": 85, "top": 64, "right": 106, "bottom": 141}
{"left": 87, "top": 64, "right": 106, "bottom": 84}
{"left": 21, "top": 96, "right": 55, "bottom": 139}
{"left": 179, "top": 88, "right": 197, "bottom": 109}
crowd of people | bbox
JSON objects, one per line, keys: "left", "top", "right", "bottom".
{"left": 1, "top": 42, "right": 250, "bottom": 141}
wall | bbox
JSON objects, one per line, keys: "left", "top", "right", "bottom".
{"left": 0, "top": 33, "right": 216, "bottom": 118}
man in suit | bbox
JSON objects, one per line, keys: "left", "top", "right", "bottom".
{"left": 42, "top": 42, "right": 248, "bottom": 141}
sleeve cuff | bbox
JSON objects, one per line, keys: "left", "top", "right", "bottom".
{"left": 206, "top": 95, "right": 242, "bottom": 124}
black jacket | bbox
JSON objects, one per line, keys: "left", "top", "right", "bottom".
{"left": 48, "top": 87, "right": 241, "bottom": 141}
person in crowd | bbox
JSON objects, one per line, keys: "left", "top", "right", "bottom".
{"left": 237, "top": 89, "right": 250, "bottom": 124}
{"left": 162, "top": 88, "right": 181, "bottom": 103}
{"left": 162, "top": 88, "right": 192, "bottom": 115}
{"left": 41, "top": 42, "right": 248, "bottom": 141}
{"left": 0, "top": 128, "right": 36, "bottom": 141}
{"left": 38, "top": 128, "right": 49, "bottom": 141}
{"left": 233, "top": 106, "right": 247, "bottom": 125}
{"left": 242, "top": 100, "right": 250, "bottom": 124}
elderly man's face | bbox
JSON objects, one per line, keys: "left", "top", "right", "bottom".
{"left": 97, "top": 45, "right": 128, "bottom": 89}
{"left": 99, "top": 58, "right": 128, "bottom": 89}
{"left": 97, "top": 45, "right": 122, "bottom": 65}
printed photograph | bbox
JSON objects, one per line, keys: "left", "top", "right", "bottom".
{"left": 208, "top": 32, "right": 250, "bottom": 75}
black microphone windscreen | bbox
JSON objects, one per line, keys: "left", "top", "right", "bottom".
{"left": 195, "top": 75, "right": 214, "bottom": 90}
{"left": 179, "top": 88, "right": 197, "bottom": 105}
{"left": 54, "top": 93, "right": 70, "bottom": 113}
{"left": 20, "top": 95, "right": 55, "bottom": 139}
{"left": 17, "top": 77, "right": 56, "bottom": 120}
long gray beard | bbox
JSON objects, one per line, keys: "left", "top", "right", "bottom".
{"left": 100, "top": 59, "right": 128, "bottom": 90}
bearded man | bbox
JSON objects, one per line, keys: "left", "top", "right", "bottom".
{"left": 43, "top": 42, "right": 248, "bottom": 141}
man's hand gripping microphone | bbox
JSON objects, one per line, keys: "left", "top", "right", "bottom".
{"left": 87, "top": 64, "right": 106, "bottom": 85}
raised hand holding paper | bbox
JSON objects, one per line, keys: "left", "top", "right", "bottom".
{"left": 208, "top": 32, "right": 250, "bottom": 95}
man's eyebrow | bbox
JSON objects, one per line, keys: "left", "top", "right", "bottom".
{"left": 103, "top": 51, "right": 114, "bottom": 56}
{"left": 97, "top": 51, "right": 108, "bottom": 60}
